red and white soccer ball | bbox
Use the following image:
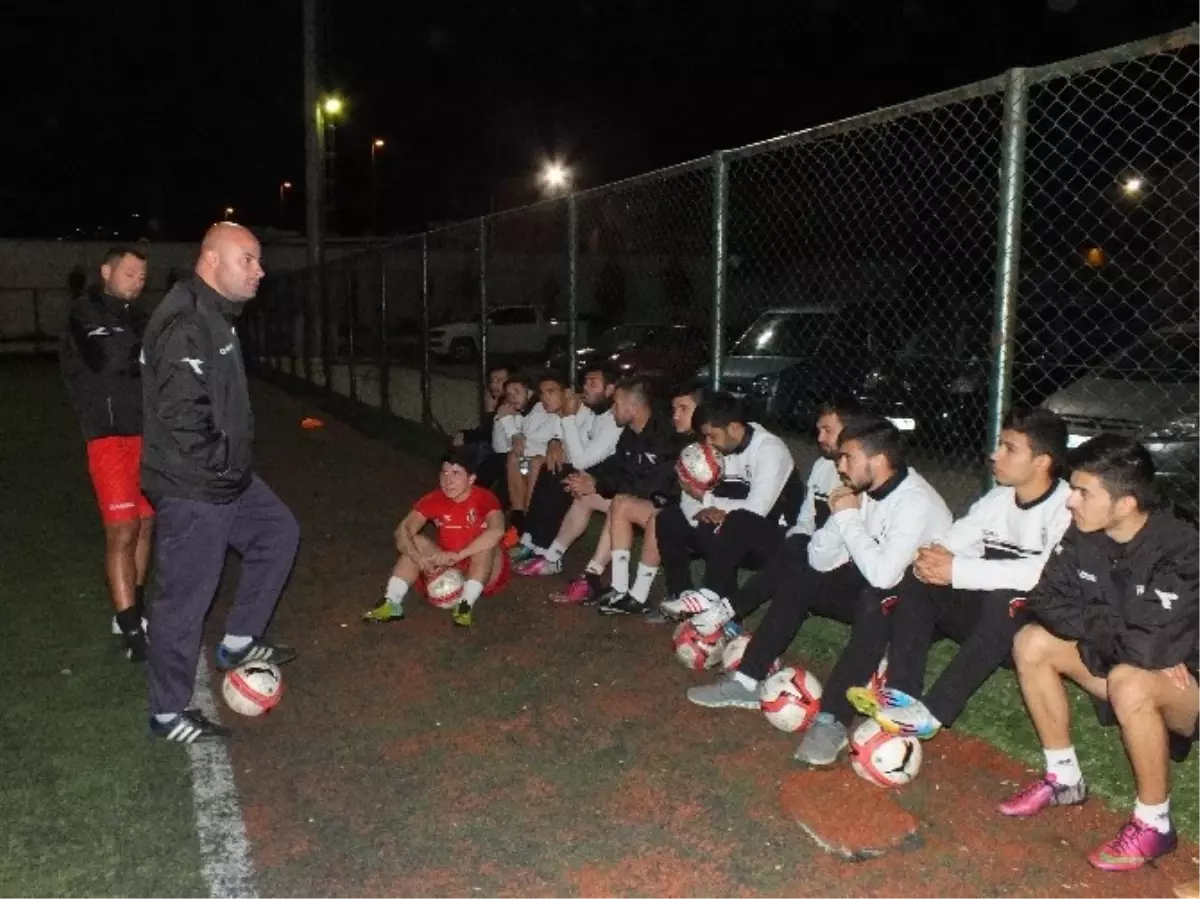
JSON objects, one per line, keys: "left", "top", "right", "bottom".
{"left": 759, "top": 666, "right": 823, "bottom": 733}
{"left": 426, "top": 567, "right": 466, "bottom": 609}
{"left": 222, "top": 661, "right": 284, "bottom": 717}
{"left": 719, "top": 632, "right": 781, "bottom": 676}
{"left": 676, "top": 442, "right": 725, "bottom": 494}
{"left": 850, "top": 719, "right": 923, "bottom": 788}
{"left": 672, "top": 620, "right": 726, "bottom": 671}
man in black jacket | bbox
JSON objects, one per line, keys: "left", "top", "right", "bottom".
{"left": 141, "top": 223, "right": 300, "bottom": 743}
{"left": 999, "top": 435, "right": 1198, "bottom": 872}
{"left": 60, "top": 247, "right": 153, "bottom": 661}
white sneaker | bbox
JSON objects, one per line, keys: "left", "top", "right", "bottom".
{"left": 690, "top": 597, "right": 735, "bottom": 634}
{"left": 660, "top": 588, "right": 718, "bottom": 619}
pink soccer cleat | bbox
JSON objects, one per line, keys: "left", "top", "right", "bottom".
{"left": 1088, "top": 817, "right": 1177, "bottom": 872}
{"left": 997, "top": 774, "right": 1087, "bottom": 817}
{"left": 550, "top": 575, "right": 596, "bottom": 605}
{"left": 515, "top": 555, "right": 562, "bottom": 577}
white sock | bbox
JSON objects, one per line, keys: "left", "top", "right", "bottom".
{"left": 611, "top": 550, "right": 632, "bottom": 593}
{"left": 1134, "top": 798, "right": 1172, "bottom": 833}
{"left": 221, "top": 634, "right": 253, "bottom": 651}
{"left": 1043, "top": 746, "right": 1082, "bottom": 786}
{"left": 585, "top": 558, "right": 606, "bottom": 576}
{"left": 732, "top": 671, "right": 759, "bottom": 691}
{"left": 154, "top": 712, "right": 179, "bottom": 724}
{"left": 386, "top": 577, "right": 409, "bottom": 605}
{"left": 463, "top": 579, "right": 484, "bottom": 609}
{"left": 629, "top": 563, "right": 659, "bottom": 602}
{"left": 544, "top": 540, "right": 567, "bottom": 563}
{"left": 521, "top": 532, "right": 534, "bottom": 548}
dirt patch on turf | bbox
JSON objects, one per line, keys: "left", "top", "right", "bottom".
{"left": 225, "top": 381, "right": 1198, "bottom": 898}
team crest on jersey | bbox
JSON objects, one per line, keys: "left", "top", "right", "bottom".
{"left": 466, "top": 508, "right": 478, "bottom": 526}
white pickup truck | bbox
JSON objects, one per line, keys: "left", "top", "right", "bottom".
{"left": 429, "top": 305, "right": 582, "bottom": 362}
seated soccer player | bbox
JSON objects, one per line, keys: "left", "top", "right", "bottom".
{"left": 515, "top": 376, "right": 678, "bottom": 592}
{"left": 451, "top": 363, "right": 513, "bottom": 495}
{"left": 650, "top": 391, "right": 797, "bottom": 618}
{"left": 685, "top": 414, "right": 952, "bottom": 711}
{"left": 362, "top": 447, "right": 509, "bottom": 628}
{"left": 998, "top": 435, "right": 1198, "bottom": 872}
{"left": 794, "top": 406, "right": 1071, "bottom": 766}
{"left": 554, "top": 382, "right": 702, "bottom": 608}
{"left": 659, "top": 396, "right": 859, "bottom": 626}
{"left": 492, "top": 374, "right": 554, "bottom": 530}
{"left": 510, "top": 362, "right": 623, "bottom": 564}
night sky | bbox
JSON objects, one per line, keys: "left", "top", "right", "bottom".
{"left": 4, "top": 0, "right": 1195, "bottom": 241}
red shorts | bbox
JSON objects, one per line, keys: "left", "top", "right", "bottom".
{"left": 86, "top": 436, "right": 154, "bottom": 524}
{"left": 416, "top": 550, "right": 511, "bottom": 598}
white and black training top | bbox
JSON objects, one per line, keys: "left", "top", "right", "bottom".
{"left": 937, "top": 480, "right": 1072, "bottom": 593}
{"left": 492, "top": 402, "right": 559, "bottom": 457}
{"left": 700, "top": 423, "right": 795, "bottom": 520}
{"left": 553, "top": 406, "right": 624, "bottom": 471}
{"left": 808, "top": 466, "right": 953, "bottom": 590}
{"left": 786, "top": 455, "right": 842, "bottom": 539}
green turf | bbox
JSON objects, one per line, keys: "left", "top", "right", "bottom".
{"left": 0, "top": 359, "right": 206, "bottom": 897}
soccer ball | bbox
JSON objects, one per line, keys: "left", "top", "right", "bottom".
{"left": 719, "top": 632, "right": 781, "bottom": 676}
{"left": 759, "top": 666, "right": 823, "bottom": 733}
{"left": 222, "top": 661, "right": 284, "bottom": 717}
{"left": 672, "top": 620, "right": 726, "bottom": 671}
{"left": 850, "top": 719, "right": 923, "bottom": 788}
{"left": 676, "top": 442, "right": 725, "bottom": 494}
{"left": 426, "top": 567, "right": 466, "bottom": 609}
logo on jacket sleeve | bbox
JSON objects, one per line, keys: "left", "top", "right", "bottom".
{"left": 180, "top": 357, "right": 205, "bottom": 376}
{"left": 1154, "top": 588, "right": 1178, "bottom": 610}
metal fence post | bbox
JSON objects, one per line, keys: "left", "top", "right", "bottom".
{"left": 31, "top": 289, "right": 42, "bottom": 353}
{"left": 566, "top": 195, "right": 578, "bottom": 382}
{"left": 478, "top": 217, "right": 489, "bottom": 421}
{"left": 710, "top": 151, "right": 728, "bottom": 391}
{"left": 304, "top": 268, "right": 315, "bottom": 388}
{"left": 421, "top": 234, "right": 432, "bottom": 426}
{"left": 985, "top": 66, "right": 1030, "bottom": 488}
{"left": 346, "top": 261, "right": 358, "bottom": 402}
{"left": 379, "top": 250, "right": 391, "bottom": 413}
{"left": 320, "top": 262, "right": 332, "bottom": 392}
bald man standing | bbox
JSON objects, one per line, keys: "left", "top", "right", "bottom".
{"left": 141, "top": 223, "right": 300, "bottom": 742}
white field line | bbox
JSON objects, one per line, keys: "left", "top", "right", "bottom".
{"left": 188, "top": 661, "right": 258, "bottom": 898}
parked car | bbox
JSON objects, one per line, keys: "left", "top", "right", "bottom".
{"left": 695, "top": 305, "right": 905, "bottom": 429}
{"left": 1041, "top": 323, "right": 1199, "bottom": 520}
{"left": 546, "top": 323, "right": 710, "bottom": 385}
{"left": 430, "top": 305, "right": 579, "bottom": 363}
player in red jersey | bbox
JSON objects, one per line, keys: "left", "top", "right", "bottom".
{"left": 363, "top": 447, "right": 509, "bottom": 627}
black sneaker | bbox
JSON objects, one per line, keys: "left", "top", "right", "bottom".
{"left": 150, "top": 709, "right": 232, "bottom": 743}
{"left": 589, "top": 587, "right": 622, "bottom": 609}
{"left": 214, "top": 639, "right": 297, "bottom": 671}
{"left": 599, "top": 594, "right": 650, "bottom": 616}
{"left": 645, "top": 605, "right": 671, "bottom": 624}
{"left": 123, "top": 629, "right": 149, "bottom": 663}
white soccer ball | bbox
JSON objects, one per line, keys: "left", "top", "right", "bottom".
{"left": 426, "top": 567, "right": 466, "bottom": 609}
{"left": 672, "top": 620, "right": 726, "bottom": 671}
{"left": 850, "top": 719, "right": 923, "bottom": 788}
{"left": 759, "top": 666, "right": 823, "bottom": 733}
{"left": 222, "top": 661, "right": 284, "bottom": 717}
{"left": 676, "top": 442, "right": 725, "bottom": 494}
{"left": 719, "top": 632, "right": 781, "bottom": 676}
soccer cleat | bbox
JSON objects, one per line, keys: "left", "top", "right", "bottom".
{"left": 214, "top": 639, "right": 297, "bottom": 672}
{"left": 593, "top": 587, "right": 624, "bottom": 609}
{"left": 508, "top": 543, "right": 537, "bottom": 564}
{"left": 112, "top": 615, "right": 149, "bottom": 636}
{"left": 502, "top": 526, "right": 520, "bottom": 549}
{"left": 795, "top": 713, "right": 850, "bottom": 767}
{"left": 550, "top": 575, "right": 596, "bottom": 605}
{"left": 997, "top": 774, "right": 1088, "bottom": 817}
{"left": 599, "top": 594, "right": 650, "bottom": 616}
{"left": 1088, "top": 817, "right": 1177, "bottom": 871}
{"left": 686, "top": 675, "right": 761, "bottom": 710}
{"left": 689, "top": 597, "right": 736, "bottom": 633}
{"left": 660, "top": 588, "right": 717, "bottom": 620}
{"left": 451, "top": 601, "right": 474, "bottom": 628}
{"left": 362, "top": 598, "right": 405, "bottom": 623}
{"left": 123, "top": 629, "right": 149, "bottom": 663}
{"left": 516, "top": 555, "right": 562, "bottom": 577}
{"left": 150, "top": 709, "right": 232, "bottom": 743}
{"left": 847, "top": 686, "right": 941, "bottom": 739}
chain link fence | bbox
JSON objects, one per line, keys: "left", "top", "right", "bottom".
{"left": 245, "top": 26, "right": 1198, "bottom": 517}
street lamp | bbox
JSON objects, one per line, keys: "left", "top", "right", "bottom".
{"left": 370, "top": 139, "right": 386, "bottom": 234}
{"left": 279, "top": 181, "right": 293, "bottom": 224}
{"left": 224, "top": 206, "right": 235, "bottom": 220}
{"left": 541, "top": 161, "right": 571, "bottom": 196}
{"left": 318, "top": 94, "right": 346, "bottom": 233}
{"left": 1122, "top": 175, "right": 1145, "bottom": 196}
{"left": 322, "top": 95, "right": 345, "bottom": 118}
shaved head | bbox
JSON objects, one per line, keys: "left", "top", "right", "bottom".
{"left": 196, "top": 222, "right": 264, "bottom": 302}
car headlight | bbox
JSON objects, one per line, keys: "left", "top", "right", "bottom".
{"left": 1142, "top": 414, "right": 1199, "bottom": 442}
{"left": 752, "top": 374, "right": 776, "bottom": 396}
{"left": 861, "top": 369, "right": 885, "bottom": 390}
{"left": 947, "top": 374, "right": 982, "bottom": 395}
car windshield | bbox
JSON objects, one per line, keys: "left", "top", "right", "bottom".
{"left": 1098, "top": 331, "right": 1200, "bottom": 383}
{"left": 594, "top": 325, "right": 654, "bottom": 354}
{"left": 730, "top": 312, "right": 835, "bottom": 357}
